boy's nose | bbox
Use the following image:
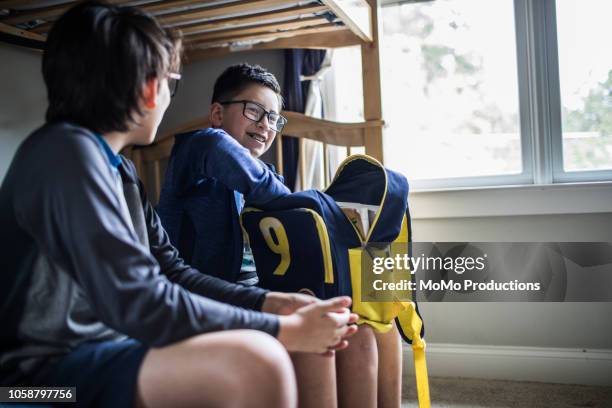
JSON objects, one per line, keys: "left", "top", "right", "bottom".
{"left": 257, "top": 115, "right": 271, "bottom": 131}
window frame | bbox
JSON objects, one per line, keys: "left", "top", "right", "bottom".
{"left": 543, "top": 0, "right": 612, "bottom": 183}
{"left": 382, "top": 0, "right": 612, "bottom": 190}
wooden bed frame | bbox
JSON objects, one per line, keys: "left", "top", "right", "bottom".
{"left": 2, "top": 5, "right": 436, "bottom": 406}
{"left": 0, "top": 0, "right": 385, "bottom": 201}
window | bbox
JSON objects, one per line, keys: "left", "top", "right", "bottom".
{"left": 556, "top": 0, "right": 612, "bottom": 176}
{"left": 381, "top": 0, "right": 524, "bottom": 188}
{"left": 332, "top": 0, "right": 612, "bottom": 189}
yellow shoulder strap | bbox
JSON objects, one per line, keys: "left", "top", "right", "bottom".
{"left": 397, "top": 305, "right": 430, "bottom": 408}
{"left": 395, "top": 213, "right": 431, "bottom": 408}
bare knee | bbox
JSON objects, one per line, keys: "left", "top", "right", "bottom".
{"left": 337, "top": 325, "right": 378, "bottom": 376}
{"left": 235, "top": 331, "right": 297, "bottom": 407}
{"left": 137, "top": 331, "right": 296, "bottom": 408}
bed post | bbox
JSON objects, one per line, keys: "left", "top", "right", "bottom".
{"left": 361, "top": 0, "right": 384, "bottom": 164}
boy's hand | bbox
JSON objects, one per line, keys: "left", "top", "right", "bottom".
{"left": 261, "top": 291, "right": 318, "bottom": 315}
{"left": 277, "top": 296, "right": 359, "bottom": 355}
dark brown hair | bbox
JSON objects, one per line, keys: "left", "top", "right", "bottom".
{"left": 212, "top": 63, "right": 283, "bottom": 108}
{"left": 43, "top": 1, "right": 182, "bottom": 133}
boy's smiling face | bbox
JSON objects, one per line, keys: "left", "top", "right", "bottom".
{"left": 210, "top": 84, "right": 281, "bottom": 158}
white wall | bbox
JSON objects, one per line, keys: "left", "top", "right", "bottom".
{"left": 413, "top": 203, "right": 612, "bottom": 349}
{"left": 407, "top": 193, "right": 612, "bottom": 385}
{"left": 412, "top": 212, "right": 612, "bottom": 349}
{"left": 0, "top": 44, "right": 46, "bottom": 182}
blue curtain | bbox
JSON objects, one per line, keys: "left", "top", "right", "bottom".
{"left": 281, "top": 49, "right": 327, "bottom": 191}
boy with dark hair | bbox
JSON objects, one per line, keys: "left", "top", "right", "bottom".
{"left": 156, "top": 63, "right": 373, "bottom": 408}
{"left": 157, "top": 63, "right": 288, "bottom": 286}
{"left": 158, "top": 63, "right": 404, "bottom": 408}
{"left": 159, "top": 63, "right": 350, "bottom": 407}
{"left": 0, "top": 3, "right": 357, "bottom": 407}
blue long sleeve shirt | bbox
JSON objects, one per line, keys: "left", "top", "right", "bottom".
{"left": 157, "top": 128, "right": 290, "bottom": 283}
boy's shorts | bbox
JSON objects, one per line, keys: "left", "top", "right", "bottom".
{"left": 32, "top": 338, "right": 148, "bottom": 408}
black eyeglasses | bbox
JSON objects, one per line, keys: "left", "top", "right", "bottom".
{"left": 219, "top": 100, "right": 287, "bottom": 132}
{"left": 167, "top": 72, "right": 181, "bottom": 98}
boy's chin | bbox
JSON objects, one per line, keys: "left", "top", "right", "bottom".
{"left": 248, "top": 147, "right": 265, "bottom": 158}
{"left": 134, "top": 133, "right": 156, "bottom": 146}
{"left": 245, "top": 143, "right": 269, "bottom": 158}
{"left": 141, "top": 126, "right": 161, "bottom": 145}
{"left": 129, "top": 124, "right": 158, "bottom": 146}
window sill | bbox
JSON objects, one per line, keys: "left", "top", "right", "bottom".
{"left": 409, "top": 182, "right": 612, "bottom": 219}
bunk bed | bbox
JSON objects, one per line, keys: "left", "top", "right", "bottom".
{"left": 0, "top": 0, "right": 385, "bottom": 201}
{"left": 1, "top": 2, "right": 432, "bottom": 407}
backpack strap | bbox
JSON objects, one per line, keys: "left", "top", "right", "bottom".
{"left": 394, "top": 210, "right": 430, "bottom": 408}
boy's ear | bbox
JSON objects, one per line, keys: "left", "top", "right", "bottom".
{"left": 209, "top": 102, "right": 224, "bottom": 127}
{"left": 142, "top": 78, "right": 159, "bottom": 109}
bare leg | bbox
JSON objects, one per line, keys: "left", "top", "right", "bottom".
{"left": 136, "top": 330, "right": 297, "bottom": 408}
{"left": 291, "top": 352, "right": 337, "bottom": 408}
{"left": 375, "top": 322, "right": 402, "bottom": 408}
{"left": 335, "top": 324, "right": 378, "bottom": 408}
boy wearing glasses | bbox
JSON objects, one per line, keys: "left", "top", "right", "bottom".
{"left": 157, "top": 64, "right": 405, "bottom": 408}
{"left": 157, "top": 64, "right": 289, "bottom": 288}
{"left": 0, "top": 4, "right": 359, "bottom": 407}
{"left": 157, "top": 64, "right": 352, "bottom": 408}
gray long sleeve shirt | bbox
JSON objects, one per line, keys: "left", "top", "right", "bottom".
{"left": 0, "top": 122, "right": 279, "bottom": 384}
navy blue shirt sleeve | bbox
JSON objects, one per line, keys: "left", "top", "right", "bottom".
{"left": 170, "top": 129, "right": 290, "bottom": 203}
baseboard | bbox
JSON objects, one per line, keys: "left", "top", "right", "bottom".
{"left": 402, "top": 343, "right": 612, "bottom": 386}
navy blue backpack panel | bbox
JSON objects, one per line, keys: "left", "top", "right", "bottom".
{"left": 241, "top": 208, "right": 336, "bottom": 298}
{"left": 241, "top": 189, "right": 359, "bottom": 299}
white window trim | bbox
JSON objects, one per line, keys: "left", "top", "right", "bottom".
{"left": 386, "top": 0, "right": 612, "bottom": 191}
{"left": 409, "top": 181, "right": 612, "bottom": 219}
{"left": 534, "top": 0, "right": 612, "bottom": 183}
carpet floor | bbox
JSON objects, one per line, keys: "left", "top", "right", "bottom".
{"left": 401, "top": 376, "right": 612, "bottom": 408}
